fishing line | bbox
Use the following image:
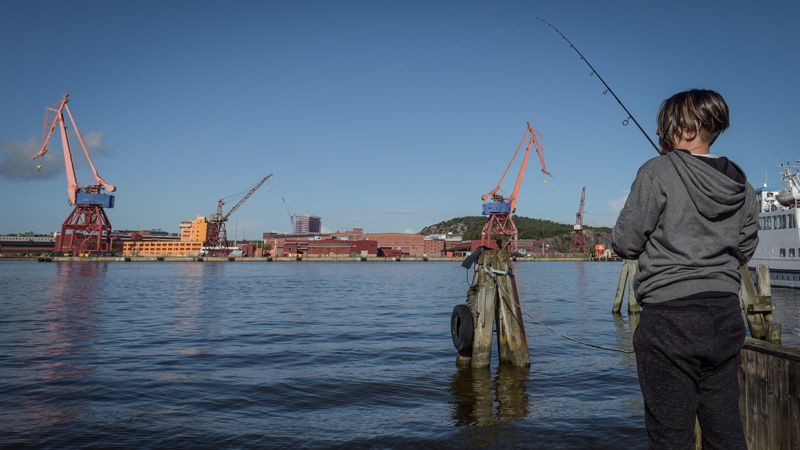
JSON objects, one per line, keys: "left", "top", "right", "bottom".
{"left": 481, "top": 266, "right": 634, "bottom": 354}
{"left": 535, "top": 18, "right": 659, "bottom": 153}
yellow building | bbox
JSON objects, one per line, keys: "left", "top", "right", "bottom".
{"left": 123, "top": 240, "right": 204, "bottom": 256}
{"left": 180, "top": 215, "right": 208, "bottom": 242}
{"left": 123, "top": 215, "right": 207, "bottom": 256}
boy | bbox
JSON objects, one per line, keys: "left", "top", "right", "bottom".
{"left": 612, "top": 89, "right": 759, "bottom": 449}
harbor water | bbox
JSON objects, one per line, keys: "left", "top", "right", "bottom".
{"left": 1, "top": 261, "right": 797, "bottom": 449}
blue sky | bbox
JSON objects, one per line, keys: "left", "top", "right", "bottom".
{"left": 2, "top": 1, "right": 798, "bottom": 238}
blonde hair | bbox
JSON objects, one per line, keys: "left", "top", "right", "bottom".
{"left": 657, "top": 89, "right": 729, "bottom": 153}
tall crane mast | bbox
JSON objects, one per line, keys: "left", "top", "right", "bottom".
{"left": 205, "top": 174, "right": 272, "bottom": 256}
{"left": 29, "top": 94, "right": 117, "bottom": 254}
{"left": 570, "top": 186, "right": 588, "bottom": 253}
{"left": 480, "top": 122, "right": 551, "bottom": 251}
{"left": 282, "top": 197, "right": 297, "bottom": 233}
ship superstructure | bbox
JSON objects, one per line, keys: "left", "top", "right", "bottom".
{"left": 750, "top": 161, "right": 800, "bottom": 288}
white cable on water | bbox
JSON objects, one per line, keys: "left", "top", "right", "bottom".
{"left": 486, "top": 268, "right": 635, "bottom": 355}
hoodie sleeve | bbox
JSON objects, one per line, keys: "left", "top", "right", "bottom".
{"left": 612, "top": 165, "right": 664, "bottom": 260}
{"left": 735, "top": 183, "right": 759, "bottom": 265}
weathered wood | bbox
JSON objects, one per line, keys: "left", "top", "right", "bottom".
{"left": 627, "top": 262, "right": 640, "bottom": 314}
{"left": 494, "top": 250, "right": 530, "bottom": 367}
{"left": 459, "top": 248, "right": 530, "bottom": 369}
{"left": 470, "top": 254, "right": 497, "bottom": 369}
{"left": 613, "top": 259, "right": 639, "bottom": 314}
{"left": 739, "top": 264, "right": 781, "bottom": 345}
{"left": 739, "top": 338, "right": 800, "bottom": 450}
{"left": 692, "top": 416, "right": 702, "bottom": 450}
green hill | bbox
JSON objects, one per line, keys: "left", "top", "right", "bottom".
{"left": 420, "top": 216, "right": 613, "bottom": 253}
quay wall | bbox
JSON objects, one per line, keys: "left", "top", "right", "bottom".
{"left": 4, "top": 256, "right": 600, "bottom": 263}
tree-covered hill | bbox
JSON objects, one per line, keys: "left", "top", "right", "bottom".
{"left": 419, "top": 216, "right": 613, "bottom": 253}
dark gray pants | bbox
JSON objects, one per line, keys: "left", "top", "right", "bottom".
{"left": 633, "top": 304, "right": 747, "bottom": 450}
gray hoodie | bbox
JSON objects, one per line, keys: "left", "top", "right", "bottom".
{"left": 612, "top": 150, "right": 759, "bottom": 304}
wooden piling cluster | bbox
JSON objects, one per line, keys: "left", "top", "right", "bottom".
{"left": 612, "top": 258, "right": 640, "bottom": 315}
{"left": 456, "top": 248, "right": 530, "bottom": 368}
{"left": 739, "top": 265, "right": 782, "bottom": 345}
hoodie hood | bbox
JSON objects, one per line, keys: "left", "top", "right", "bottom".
{"left": 666, "top": 150, "right": 748, "bottom": 220}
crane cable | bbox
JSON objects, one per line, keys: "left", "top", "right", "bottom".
{"left": 481, "top": 266, "right": 634, "bottom": 355}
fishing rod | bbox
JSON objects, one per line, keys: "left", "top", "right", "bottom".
{"left": 536, "top": 18, "right": 660, "bottom": 153}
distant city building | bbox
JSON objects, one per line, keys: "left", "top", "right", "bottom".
{"left": 424, "top": 232, "right": 463, "bottom": 242}
{"left": 366, "top": 233, "right": 425, "bottom": 257}
{"left": 180, "top": 215, "right": 208, "bottom": 242}
{"left": 423, "top": 239, "right": 445, "bottom": 256}
{"left": 123, "top": 217, "right": 205, "bottom": 256}
{"left": 330, "top": 228, "right": 365, "bottom": 241}
{"left": 295, "top": 215, "right": 321, "bottom": 234}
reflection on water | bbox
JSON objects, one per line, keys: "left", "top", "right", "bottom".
{"left": 449, "top": 365, "right": 530, "bottom": 448}
{"left": 450, "top": 365, "right": 530, "bottom": 426}
{"left": 10, "top": 263, "right": 106, "bottom": 434}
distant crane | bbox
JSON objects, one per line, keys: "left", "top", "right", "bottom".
{"left": 205, "top": 174, "right": 272, "bottom": 256}
{"left": 29, "top": 94, "right": 117, "bottom": 254}
{"left": 282, "top": 197, "right": 297, "bottom": 233}
{"left": 570, "top": 186, "right": 588, "bottom": 253}
{"left": 481, "top": 122, "right": 551, "bottom": 251}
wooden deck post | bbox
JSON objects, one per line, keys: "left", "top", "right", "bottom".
{"left": 739, "top": 264, "right": 781, "bottom": 345}
{"left": 458, "top": 248, "right": 530, "bottom": 369}
{"left": 613, "top": 259, "right": 639, "bottom": 314}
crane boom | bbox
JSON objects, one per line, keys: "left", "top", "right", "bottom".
{"left": 224, "top": 174, "right": 273, "bottom": 221}
{"left": 481, "top": 122, "right": 551, "bottom": 213}
{"left": 282, "top": 197, "right": 297, "bottom": 232}
{"left": 30, "top": 93, "right": 116, "bottom": 205}
{"left": 575, "top": 186, "right": 585, "bottom": 228}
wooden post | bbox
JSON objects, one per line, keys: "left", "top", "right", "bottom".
{"left": 613, "top": 259, "right": 639, "bottom": 314}
{"left": 469, "top": 250, "right": 498, "bottom": 369}
{"left": 739, "top": 264, "right": 781, "bottom": 345}
{"left": 494, "top": 250, "right": 531, "bottom": 367}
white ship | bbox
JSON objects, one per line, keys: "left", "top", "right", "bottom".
{"left": 749, "top": 161, "right": 800, "bottom": 288}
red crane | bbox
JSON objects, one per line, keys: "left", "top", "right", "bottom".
{"left": 480, "top": 122, "right": 551, "bottom": 251}
{"left": 282, "top": 197, "right": 297, "bottom": 233}
{"left": 570, "top": 186, "right": 588, "bottom": 253}
{"left": 205, "top": 174, "right": 273, "bottom": 256}
{"left": 29, "top": 94, "right": 117, "bottom": 254}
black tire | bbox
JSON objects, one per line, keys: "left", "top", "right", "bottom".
{"left": 451, "top": 304, "right": 474, "bottom": 353}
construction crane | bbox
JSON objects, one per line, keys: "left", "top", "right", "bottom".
{"left": 282, "top": 197, "right": 297, "bottom": 233}
{"left": 481, "top": 122, "right": 551, "bottom": 251}
{"left": 570, "top": 186, "right": 588, "bottom": 253}
{"left": 205, "top": 174, "right": 273, "bottom": 256}
{"left": 29, "top": 94, "right": 117, "bottom": 254}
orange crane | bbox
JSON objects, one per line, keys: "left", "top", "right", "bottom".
{"left": 282, "top": 197, "right": 297, "bottom": 233}
{"left": 480, "top": 122, "right": 551, "bottom": 251}
{"left": 29, "top": 94, "right": 117, "bottom": 254}
{"left": 570, "top": 186, "right": 588, "bottom": 253}
{"left": 205, "top": 174, "right": 272, "bottom": 256}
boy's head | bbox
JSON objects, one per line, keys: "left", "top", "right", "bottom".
{"left": 656, "top": 89, "right": 729, "bottom": 153}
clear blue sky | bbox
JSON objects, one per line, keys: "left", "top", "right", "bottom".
{"left": 2, "top": 1, "right": 798, "bottom": 238}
